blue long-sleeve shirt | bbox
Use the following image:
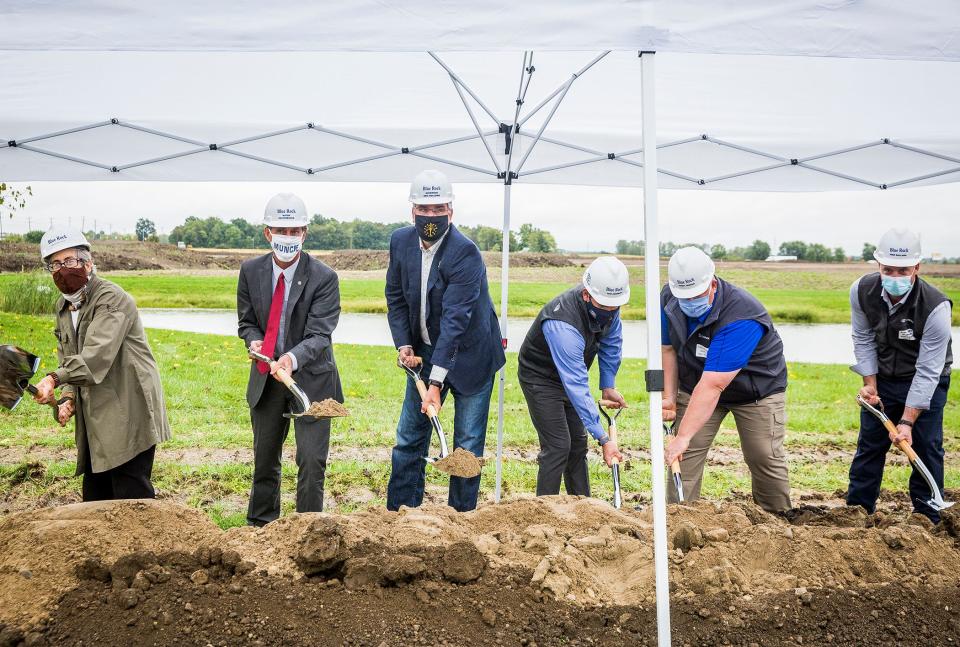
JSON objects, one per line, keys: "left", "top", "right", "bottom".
{"left": 542, "top": 316, "right": 623, "bottom": 443}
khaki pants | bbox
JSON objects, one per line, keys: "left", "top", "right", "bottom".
{"left": 668, "top": 390, "right": 791, "bottom": 512}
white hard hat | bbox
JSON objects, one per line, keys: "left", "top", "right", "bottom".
{"left": 39, "top": 225, "right": 90, "bottom": 261}
{"left": 874, "top": 228, "right": 921, "bottom": 267}
{"left": 582, "top": 256, "right": 631, "bottom": 307}
{"left": 263, "top": 193, "right": 309, "bottom": 227}
{"left": 668, "top": 246, "right": 716, "bottom": 298}
{"left": 409, "top": 169, "right": 454, "bottom": 205}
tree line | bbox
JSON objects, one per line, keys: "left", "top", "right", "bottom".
{"left": 165, "top": 215, "right": 558, "bottom": 253}
{"left": 616, "top": 239, "right": 888, "bottom": 262}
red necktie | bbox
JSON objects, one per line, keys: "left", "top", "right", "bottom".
{"left": 258, "top": 274, "right": 286, "bottom": 374}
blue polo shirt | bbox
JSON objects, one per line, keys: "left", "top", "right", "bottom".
{"left": 661, "top": 309, "right": 764, "bottom": 372}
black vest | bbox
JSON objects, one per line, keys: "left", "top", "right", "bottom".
{"left": 856, "top": 273, "right": 953, "bottom": 380}
{"left": 661, "top": 278, "right": 788, "bottom": 405}
{"left": 518, "top": 287, "right": 614, "bottom": 387}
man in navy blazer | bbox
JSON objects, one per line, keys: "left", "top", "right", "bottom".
{"left": 385, "top": 169, "right": 505, "bottom": 512}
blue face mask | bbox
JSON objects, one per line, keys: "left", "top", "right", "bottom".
{"left": 587, "top": 303, "right": 618, "bottom": 327}
{"left": 678, "top": 294, "right": 712, "bottom": 319}
{"left": 881, "top": 274, "right": 913, "bottom": 297}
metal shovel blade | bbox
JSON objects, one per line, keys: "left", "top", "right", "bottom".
{"left": 0, "top": 345, "right": 41, "bottom": 410}
{"left": 672, "top": 473, "right": 685, "bottom": 503}
{"left": 909, "top": 454, "right": 954, "bottom": 511}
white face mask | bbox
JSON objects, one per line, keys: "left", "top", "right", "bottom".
{"left": 271, "top": 234, "right": 302, "bottom": 263}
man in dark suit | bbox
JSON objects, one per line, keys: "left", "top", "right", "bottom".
{"left": 237, "top": 192, "right": 343, "bottom": 526}
{"left": 385, "top": 169, "right": 506, "bottom": 512}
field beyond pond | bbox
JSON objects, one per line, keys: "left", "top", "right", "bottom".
{"left": 0, "top": 311, "right": 957, "bottom": 528}
{"left": 1, "top": 259, "right": 958, "bottom": 324}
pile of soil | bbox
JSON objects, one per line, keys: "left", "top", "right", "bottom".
{"left": 2, "top": 497, "right": 959, "bottom": 646}
{"left": 0, "top": 241, "right": 254, "bottom": 272}
{"left": 303, "top": 399, "right": 350, "bottom": 419}
{"left": 433, "top": 447, "right": 484, "bottom": 478}
{"left": 482, "top": 252, "right": 573, "bottom": 268}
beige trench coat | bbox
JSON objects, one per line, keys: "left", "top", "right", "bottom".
{"left": 53, "top": 275, "right": 171, "bottom": 474}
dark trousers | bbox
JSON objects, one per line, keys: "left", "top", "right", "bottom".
{"left": 387, "top": 344, "right": 492, "bottom": 512}
{"left": 847, "top": 375, "right": 950, "bottom": 523}
{"left": 247, "top": 376, "right": 331, "bottom": 526}
{"left": 82, "top": 444, "right": 156, "bottom": 502}
{"left": 520, "top": 380, "right": 591, "bottom": 497}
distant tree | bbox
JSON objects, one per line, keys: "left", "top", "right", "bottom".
{"left": 778, "top": 240, "right": 808, "bottom": 259}
{"left": 23, "top": 230, "right": 44, "bottom": 244}
{"left": 832, "top": 247, "right": 846, "bottom": 262}
{"left": 862, "top": 242, "right": 877, "bottom": 262}
{"left": 806, "top": 243, "right": 831, "bottom": 262}
{"left": 710, "top": 244, "right": 727, "bottom": 260}
{"left": 659, "top": 241, "right": 679, "bottom": 258}
{"left": 518, "top": 223, "right": 557, "bottom": 253}
{"left": 135, "top": 218, "right": 156, "bottom": 242}
{"left": 745, "top": 239, "right": 771, "bottom": 261}
{"left": 616, "top": 239, "right": 645, "bottom": 256}
{"left": 0, "top": 182, "right": 32, "bottom": 239}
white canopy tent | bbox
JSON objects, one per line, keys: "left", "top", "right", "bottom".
{"left": 4, "top": 2, "right": 960, "bottom": 645}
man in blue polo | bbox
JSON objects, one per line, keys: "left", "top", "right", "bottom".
{"left": 847, "top": 228, "right": 952, "bottom": 524}
{"left": 662, "top": 246, "right": 791, "bottom": 512}
{"left": 385, "top": 169, "right": 506, "bottom": 512}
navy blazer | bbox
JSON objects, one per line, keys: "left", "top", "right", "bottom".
{"left": 385, "top": 224, "right": 505, "bottom": 395}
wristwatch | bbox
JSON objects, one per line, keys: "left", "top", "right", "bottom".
{"left": 898, "top": 419, "right": 914, "bottom": 428}
{"left": 428, "top": 379, "right": 444, "bottom": 389}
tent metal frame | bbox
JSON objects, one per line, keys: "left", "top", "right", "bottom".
{"left": 6, "top": 51, "right": 960, "bottom": 647}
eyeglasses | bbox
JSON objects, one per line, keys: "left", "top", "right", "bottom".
{"left": 44, "top": 257, "right": 85, "bottom": 273}
{"left": 413, "top": 206, "right": 451, "bottom": 216}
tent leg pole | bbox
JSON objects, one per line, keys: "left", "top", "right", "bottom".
{"left": 640, "top": 50, "right": 671, "bottom": 647}
{"left": 495, "top": 181, "right": 512, "bottom": 503}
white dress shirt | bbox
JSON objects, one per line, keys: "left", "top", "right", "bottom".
{"left": 272, "top": 258, "right": 299, "bottom": 371}
{"left": 398, "top": 231, "right": 450, "bottom": 384}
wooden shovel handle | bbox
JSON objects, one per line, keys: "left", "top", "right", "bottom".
{"left": 881, "top": 417, "right": 920, "bottom": 462}
{"left": 413, "top": 376, "right": 439, "bottom": 418}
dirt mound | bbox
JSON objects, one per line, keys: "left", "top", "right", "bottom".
{"left": 2, "top": 496, "right": 960, "bottom": 645}
{"left": 316, "top": 250, "right": 390, "bottom": 271}
{"left": 0, "top": 241, "right": 255, "bottom": 272}
{"left": 482, "top": 252, "right": 573, "bottom": 268}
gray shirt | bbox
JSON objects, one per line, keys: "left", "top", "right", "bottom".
{"left": 849, "top": 277, "right": 952, "bottom": 409}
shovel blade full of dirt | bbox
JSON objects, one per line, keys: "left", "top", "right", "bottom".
{"left": 598, "top": 399, "right": 624, "bottom": 509}
{"left": 0, "top": 344, "right": 41, "bottom": 410}
{"left": 857, "top": 394, "right": 954, "bottom": 511}
{"left": 663, "top": 421, "right": 685, "bottom": 503}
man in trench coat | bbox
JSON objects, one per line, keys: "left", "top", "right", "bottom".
{"left": 32, "top": 226, "right": 171, "bottom": 500}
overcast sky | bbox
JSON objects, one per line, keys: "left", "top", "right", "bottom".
{"left": 4, "top": 180, "right": 959, "bottom": 257}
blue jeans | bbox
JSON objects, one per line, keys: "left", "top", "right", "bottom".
{"left": 847, "top": 375, "right": 950, "bottom": 524}
{"left": 386, "top": 345, "right": 492, "bottom": 512}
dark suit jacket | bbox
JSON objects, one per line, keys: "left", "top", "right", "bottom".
{"left": 385, "top": 224, "right": 505, "bottom": 395}
{"left": 237, "top": 252, "right": 343, "bottom": 408}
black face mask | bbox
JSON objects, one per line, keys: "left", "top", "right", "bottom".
{"left": 587, "top": 303, "right": 618, "bottom": 327}
{"left": 414, "top": 215, "right": 450, "bottom": 243}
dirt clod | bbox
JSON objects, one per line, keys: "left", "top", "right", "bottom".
{"left": 433, "top": 447, "right": 484, "bottom": 478}
{"left": 303, "top": 398, "right": 349, "bottom": 419}
{"left": 442, "top": 541, "right": 487, "bottom": 583}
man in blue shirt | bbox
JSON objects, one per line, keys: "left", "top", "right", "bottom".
{"left": 517, "top": 257, "right": 629, "bottom": 496}
{"left": 661, "top": 247, "right": 791, "bottom": 512}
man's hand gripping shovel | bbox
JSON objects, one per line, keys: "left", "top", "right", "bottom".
{"left": 397, "top": 356, "right": 450, "bottom": 465}
{"left": 856, "top": 394, "right": 953, "bottom": 512}
{"left": 0, "top": 344, "right": 68, "bottom": 424}
{"left": 247, "top": 349, "right": 348, "bottom": 420}
{"left": 663, "top": 421, "right": 685, "bottom": 503}
{"left": 598, "top": 400, "right": 625, "bottom": 509}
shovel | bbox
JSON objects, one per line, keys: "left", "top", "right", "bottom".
{"left": 856, "top": 394, "right": 954, "bottom": 511}
{"left": 248, "top": 348, "right": 312, "bottom": 418}
{"left": 598, "top": 399, "right": 625, "bottom": 509}
{"left": 397, "top": 356, "right": 450, "bottom": 464}
{"left": 663, "top": 421, "right": 685, "bottom": 503}
{"left": 0, "top": 344, "right": 66, "bottom": 423}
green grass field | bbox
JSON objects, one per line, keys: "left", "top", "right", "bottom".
{"left": 0, "top": 311, "right": 957, "bottom": 528}
{"left": 2, "top": 266, "right": 957, "bottom": 323}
